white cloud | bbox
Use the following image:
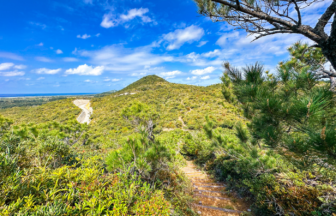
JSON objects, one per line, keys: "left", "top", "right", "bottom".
{"left": 105, "top": 78, "right": 121, "bottom": 82}
{"left": 120, "top": 8, "right": 152, "bottom": 23}
{"left": 177, "top": 51, "right": 224, "bottom": 67}
{"left": 100, "top": 8, "right": 153, "bottom": 29}
{"left": 35, "top": 56, "right": 54, "bottom": 62}
{"left": 65, "top": 64, "right": 104, "bottom": 76}
{"left": 201, "top": 75, "right": 210, "bottom": 80}
{"left": 0, "top": 63, "right": 26, "bottom": 72}
{"left": 35, "top": 68, "right": 61, "bottom": 74}
{"left": 202, "top": 49, "right": 221, "bottom": 58}
{"left": 197, "top": 41, "right": 208, "bottom": 47}
{"left": 56, "top": 49, "right": 63, "bottom": 54}
{"left": 14, "top": 65, "right": 27, "bottom": 69}
{"left": 63, "top": 57, "right": 78, "bottom": 62}
{"left": 159, "top": 70, "right": 181, "bottom": 79}
{"left": 77, "top": 34, "right": 91, "bottom": 39}
{"left": 37, "top": 77, "right": 45, "bottom": 80}
{"left": 0, "top": 52, "right": 24, "bottom": 61}
{"left": 191, "top": 66, "right": 216, "bottom": 75}
{"left": 216, "top": 32, "right": 240, "bottom": 46}
{"left": 131, "top": 72, "right": 147, "bottom": 76}
{"left": 79, "top": 45, "right": 173, "bottom": 75}
{"left": 0, "top": 63, "right": 14, "bottom": 71}
{"left": 38, "top": 42, "right": 44, "bottom": 46}
{"left": 72, "top": 48, "right": 78, "bottom": 55}
{"left": 162, "top": 25, "right": 204, "bottom": 50}
{"left": 101, "top": 13, "right": 118, "bottom": 28}
{"left": 96, "top": 33, "right": 100, "bottom": 37}
{"left": 83, "top": 0, "right": 93, "bottom": 4}
{"left": 186, "top": 76, "right": 197, "bottom": 80}
{"left": 19, "top": 77, "right": 30, "bottom": 80}
{"left": 0, "top": 71, "right": 25, "bottom": 76}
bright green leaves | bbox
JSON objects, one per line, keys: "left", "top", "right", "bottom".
{"left": 286, "top": 42, "right": 327, "bottom": 72}
{"left": 221, "top": 72, "right": 236, "bottom": 103}
{"left": 0, "top": 115, "right": 13, "bottom": 137}
{"left": 121, "top": 102, "right": 158, "bottom": 125}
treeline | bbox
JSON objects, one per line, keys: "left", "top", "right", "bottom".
{"left": 0, "top": 96, "right": 68, "bottom": 109}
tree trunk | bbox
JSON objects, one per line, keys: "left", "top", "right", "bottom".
{"left": 321, "top": 40, "right": 336, "bottom": 72}
{"left": 320, "top": 36, "right": 336, "bottom": 91}
{"left": 320, "top": 10, "right": 336, "bottom": 73}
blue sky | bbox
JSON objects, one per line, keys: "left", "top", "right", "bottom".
{"left": 0, "top": 0, "right": 332, "bottom": 93}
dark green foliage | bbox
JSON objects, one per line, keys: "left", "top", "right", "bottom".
{"left": 179, "top": 42, "right": 336, "bottom": 215}
{"left": 107, "top": 104, "right": 177, "bottom": 185}
{"left": 235, "top": 122, "right": 248, "bottom": 143}
{"left": 223, "top": 57, "right": 336, "bottom": 163}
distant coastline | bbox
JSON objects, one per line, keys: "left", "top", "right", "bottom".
{"left": 0, "top": 93, "right": 98, "bottom": 98}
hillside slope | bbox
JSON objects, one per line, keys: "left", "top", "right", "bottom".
{"left": 88, "top": 77, "right": 243, "bottom": 145}
{"left": 0, "top": 75, "right": 252, "bottom": 215}
{"left": 0, "top": 76, "right": 243, "bottom": 144}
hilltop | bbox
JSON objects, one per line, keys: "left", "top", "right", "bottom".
{"left": 120, "top": 75, "right": 168, "bottom": 92}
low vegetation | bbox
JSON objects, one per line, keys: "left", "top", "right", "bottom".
{"left": 182, "top": 43, "right": 336, "bottom": 215}
{"left": 1, "top": 43, "right": 336, "bottom": 215}
{"left": 0, "top": 96, "right": 74, "bottom": 109}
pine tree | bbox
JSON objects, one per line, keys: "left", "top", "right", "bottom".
{"left": 222, "top": 44, "right": 336, "bottom": 166}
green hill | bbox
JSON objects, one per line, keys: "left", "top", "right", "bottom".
{"left": 0, "top": 75, "right": 242, "bottom": 215}
{"left": 121, "top": 75, "right": 168, "bottom": 92}
{"left": 0, "top": 76, "right": 241, "bottom": 142}
{"left": 1, "top": 73, "right": 334, "bottom": 215}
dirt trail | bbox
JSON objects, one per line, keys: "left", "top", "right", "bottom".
{"left": 182, "top": 161, "right": 251, "bottom": 216}
{"left": 73, "top": 99, "right": 93, "bottom": 124}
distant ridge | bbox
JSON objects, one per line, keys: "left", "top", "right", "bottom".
{"left": 94, "top": 90, "right": 117, "bottom": 98}
{"left": 121, "top": 75, "right": 168, "bottom": 91}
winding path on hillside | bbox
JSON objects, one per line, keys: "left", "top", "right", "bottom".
{"left": 182, "top": 161, "right": 251, "bottom": 216}
{"left": 73, "top": 99, "right": 93, "bottom": 124}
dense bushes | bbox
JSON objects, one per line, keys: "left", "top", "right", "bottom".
{"left": 0, "top": 101, "right": 194, "bottom": 215}
{"left": 107, "top": 102, "right": 193, "bottom": 215}
{"left": 181, "top": 43, "right": 336, "bottom": 215}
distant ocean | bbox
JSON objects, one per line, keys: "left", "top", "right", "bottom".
{"left": 0, "top": 93, "right": 97, "bottom": 98}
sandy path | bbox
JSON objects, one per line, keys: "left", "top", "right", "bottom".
{"left": 182, "top": 161, "right": 251, "bottom": 216}
{"left": 73, "top": 99, "right": 93, "bottom": 124}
